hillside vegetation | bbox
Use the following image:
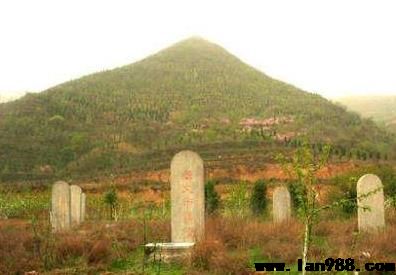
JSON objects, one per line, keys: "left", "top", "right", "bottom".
{"left": 0, "top": 38, "right": 395, "bottom": 181}
{"left": 337, "top": 95, "right": 396, "bottom": 133}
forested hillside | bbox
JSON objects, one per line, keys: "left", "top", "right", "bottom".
{"left": 337, "top": 96, "right": 396, "bottom": 133}
{"left": 0, "top": 38, "right": 394, "bottom": 181}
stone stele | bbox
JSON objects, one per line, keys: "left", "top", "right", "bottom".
{"left": 170, "top": 150, "right": 204, "bottom": 243}
{"left": 70, "top": 185, "right": 82, "bottom": 225}
{"left": 81, "top": 192, "right": 86, "bottom": 222}
{"left": 51, "top": 181, "right": 71, "bottom": 232}
{"left": 273, "top": 186, "right": 291, "bottom": 223}
{"left": 357, "top": 174, "right": 385, "bottom": 232}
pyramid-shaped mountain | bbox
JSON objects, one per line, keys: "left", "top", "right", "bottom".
{"left": 0, "top": 37, "right": 394, "bottom": 180}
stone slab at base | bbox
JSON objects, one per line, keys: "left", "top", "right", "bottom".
{"left": 144, "top": 242, "right": 195, "bottom": 264}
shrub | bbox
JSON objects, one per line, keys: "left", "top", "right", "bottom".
{"left": 226, "top": 181, "right": 249, "bottom": 218}
{"left": 250, "top": 179, "right": 267, "bottom": 216}
{"left": 205, "top": 180, "right": 220, "bottom": 215}
{"left": 103, "top": 186, "right": 118, "bottom": 220}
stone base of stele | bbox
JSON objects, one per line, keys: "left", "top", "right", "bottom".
{"left": 144, "top": 242, "right": 195, "bottom": 264}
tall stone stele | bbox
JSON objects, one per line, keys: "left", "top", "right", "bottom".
{"left": 51, "top": 181, "right": 71, "bottom": 232}
{"left": 171, "top": 150, "right": 205, "bottom": 243}
{"left": 357, "top": 174, "right": 385, "bottom": 232}
{"left": 273, "top": 186, "right": 291, "bottom": 223}
{"left": 70, "top": 185, "right": 83, "bottom": 225}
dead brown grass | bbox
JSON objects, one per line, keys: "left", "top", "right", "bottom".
{"left": 204, "top": 216, "right": 302, "bottom": 261}
{"left": 87, "top": 239, "right": 112, "bottom": 264}
{"left": 55, "top": 234, "right": 86, "bottom": 263}
{"left": 191, "top": 238, "right": 251, "bottom": 275}
{"left": 191, "top": 216, "right": 302, "bottom": 274}
{"left": 0, "top": 211, "right": 396, "bottom": 274}
{"left": 0, "top": 224, "right": 40, "bottom": 274}
{"left": 311, "top": 209, "right": 396, "bottom": 266}
{"left": 0, "top": 217, "right": 170, "bottom": 274}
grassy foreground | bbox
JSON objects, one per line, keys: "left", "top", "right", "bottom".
{"left": 0, "top": 183, "right": 396, "bottom": 274}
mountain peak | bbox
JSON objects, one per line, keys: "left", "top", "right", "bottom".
{"left": 182, "top": 35, "right": 210, "bottom": 42}
{"left": 157, "top": 36, "right": 227, "bottom": 56}
{"left": 139, "top": 36, "right": 245, "bottom": 72}
{"left": 176, "top": 36, "right": 216, "bottom": 45}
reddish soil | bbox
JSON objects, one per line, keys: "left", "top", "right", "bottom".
{"left": 0, "top": 219, "right": 30, "bottom": 229}
{"left": 79, "top": 161, "right": 359, "bottom": 189}
{"left": 75, "top": 161, "right": 360, "bottom": 206}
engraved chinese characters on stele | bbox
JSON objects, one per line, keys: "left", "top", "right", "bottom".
{"left": 171, "top": 150, "right": 204, "bottom": 243}
{"left": 357, "top": 174, "right": 385, "bottom": 232}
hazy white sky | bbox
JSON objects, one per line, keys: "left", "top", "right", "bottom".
{"left": 1, "top": 0, "right": 396, "bottom": 100}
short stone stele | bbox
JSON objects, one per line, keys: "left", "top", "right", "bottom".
{"left": 70, "top": 185, "right": 83, "bottom": 225}
{"left": 81, "top": 192, "right": 86, "bottom": 222}
{"left": 273, "top": 186, "right": 291, "bottom": 223}
{"left": 357, "top": 174, "right": 385, "bottom": 232}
